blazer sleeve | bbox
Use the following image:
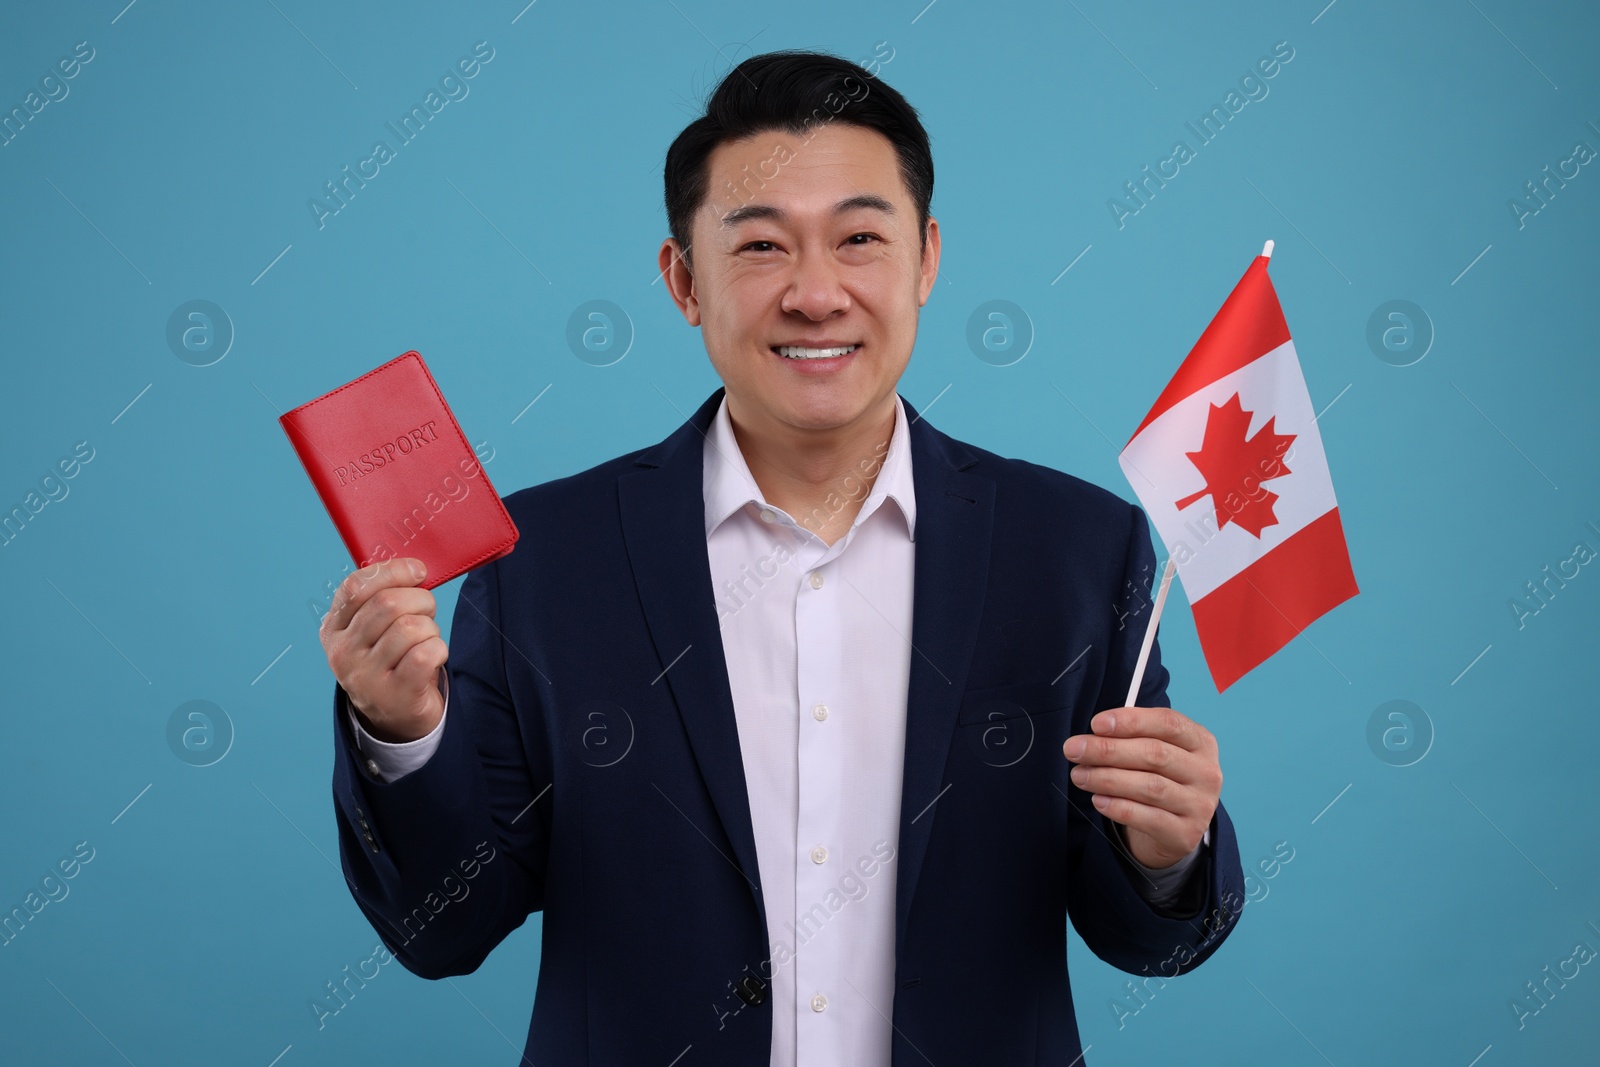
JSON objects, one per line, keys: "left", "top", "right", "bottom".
{"left": 330, "top": 556, "right": 552, "bottom": 980}
{"left": 1063, "top": 502, "right": 1247, "bottom": 977}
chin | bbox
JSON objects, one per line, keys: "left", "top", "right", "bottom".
{"left": 777, "top": 390, "right": 874, "bottom": 429}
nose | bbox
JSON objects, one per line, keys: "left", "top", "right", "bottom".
{"left": 780, "top": 247, "right": 852, "bottom": 320}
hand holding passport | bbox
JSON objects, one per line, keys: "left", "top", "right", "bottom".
{"left": 279, "top": 350, "right": 519, "bottom": 740}
{"left": 319, "top": 557, "right": 446, "bottom": 743}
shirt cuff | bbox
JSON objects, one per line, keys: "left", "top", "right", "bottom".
{"left": 1117, "top": 823, "right": 1210, "bottom": 909}
{"left": 346, "top": 667, "right": 449, "bottom": 784}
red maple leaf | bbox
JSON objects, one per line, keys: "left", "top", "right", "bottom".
{"left": 1173, "top": 393, "right": 1296, "bottom": 538}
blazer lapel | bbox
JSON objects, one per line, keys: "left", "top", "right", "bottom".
{"left": 893, "top": 395, "right": 995, "bottom": 950}
{"left": 617, "top": 386, "right": 769, "bottom": 928}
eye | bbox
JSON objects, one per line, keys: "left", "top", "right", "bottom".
{"left": 846, "top": 233, "right": 881, "bottom": 245}
{"left": 740, "top": 240, "right": 777, "bottom": 252}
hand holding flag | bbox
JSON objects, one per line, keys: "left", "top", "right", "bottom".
{"left": 1064, "top": 705, "right": 1223, "bottom": 871}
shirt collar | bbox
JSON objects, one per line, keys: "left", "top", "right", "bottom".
{"left": 702, "top": 392, "right": 916, "bottom": 542}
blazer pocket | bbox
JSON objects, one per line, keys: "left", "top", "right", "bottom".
{"left": 957, "top": 662, "right": 1084, "bottom": 727}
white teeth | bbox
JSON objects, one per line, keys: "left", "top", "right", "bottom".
{"left": 776, "top": 344, "right": 859, "bottom": 360}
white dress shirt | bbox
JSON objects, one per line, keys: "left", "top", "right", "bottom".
{"left": 348, "top": 392, "right": 1206, "bottom": 1066}
{"left": 700, "top": 392, "right": 916, "bottom": 1065}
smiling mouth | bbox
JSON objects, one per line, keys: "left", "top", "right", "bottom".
{"left": 772, "top": 344, "right": 862, "bottom": 360}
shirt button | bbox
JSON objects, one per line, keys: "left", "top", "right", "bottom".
{"left": 809, "top": 571, "right": 824, "bottom": 589}
{"left": 811, "top": 993, "right": 828, "bottom": 1012}
{"left": 812, "top": 703, "right": 829, "bottom": 721}
{"left": 365, "top": 759, "right": 381, "bottom": 777}
{"left": 811, "top": 845, "right": 828, "bottom": 864}
{"left": 759, "top": 508, "right": 776, "bottom": 523}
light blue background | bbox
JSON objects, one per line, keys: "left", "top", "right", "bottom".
{"left": 2, "top": 1, "right": 1597, "bottom": 1064}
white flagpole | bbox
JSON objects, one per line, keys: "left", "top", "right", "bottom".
{"left": 1124, "top": 557, "right": 1177, "bottom": 707}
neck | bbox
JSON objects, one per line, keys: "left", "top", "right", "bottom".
{"left": 726, "top": 393, "right": 898, "bottom": 546}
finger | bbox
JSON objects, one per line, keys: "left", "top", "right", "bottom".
{"left": 1090, "top": 706, "right": 1213, "bottom": 756}
{"left": 1069, "top": 765, "right": 1205, "bottom": 821}
{"left": 1063, "top": 732, "right": 1209, "bottom": 785}
{"left": 393, "top": 634, "right": 449, "bottom": 695}
{"left": 368, "top": 612, "right": 443, "bottom": 675}
{"left": 346, "top": 585, "right": 438, "bottom": 651}
{"left": 324, "top": 558, "right": 427, "bottom": 634}
{"left": 1089, "top": 793, "right": 1193, "bottom": 852}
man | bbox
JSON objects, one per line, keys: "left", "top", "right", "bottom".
{"left": 320, "top": 49, "right": 1245, "bottom": 1065}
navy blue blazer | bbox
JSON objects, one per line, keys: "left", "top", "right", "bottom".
{"left": 332, "top": 385, "right": 1246, "bottom": 1065}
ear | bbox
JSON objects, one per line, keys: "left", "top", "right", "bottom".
{"left": 916, "top": 217, "right": 941, "bottom": 307}
{"left": 659, "top": 238, "right": 700, "bottom": 326}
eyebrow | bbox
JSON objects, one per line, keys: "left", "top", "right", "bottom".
{"left": 720, "top": 194, "right": 897, "bottom": 228}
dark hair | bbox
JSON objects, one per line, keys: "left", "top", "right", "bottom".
{"left": 662, "top": 49, "right": 933, "bottom": 270}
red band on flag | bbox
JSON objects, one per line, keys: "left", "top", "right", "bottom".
{"left": 1189, "top": 507, "right": 1359, "bottom": 691}
{"left": 1127, "top": 256, "right": 1291, "bottom": 442}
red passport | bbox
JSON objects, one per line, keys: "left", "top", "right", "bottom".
{"left": 279, "top": 350, "right": 518, "bottom": 590}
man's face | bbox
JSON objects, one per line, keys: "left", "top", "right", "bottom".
{"left": 660, "top": 121, "right": 940, "bottom": 436}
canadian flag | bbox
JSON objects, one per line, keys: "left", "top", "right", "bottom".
{"left": 1118, "top": 244, "right": 1358, "bottom": 691}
